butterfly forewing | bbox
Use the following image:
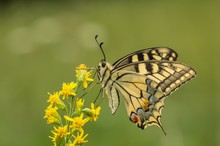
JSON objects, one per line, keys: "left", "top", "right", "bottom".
{"left": 113, "top": 47, "right": 178, "bottom": 68}
{"left": 97, "top": 47, "right": 196, "bottom": 132}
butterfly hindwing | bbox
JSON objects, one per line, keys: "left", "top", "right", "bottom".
{"left": 109, "top": 61, "right": 196, "bottom": 130}
{"left": 111, "top": 71, "right": 165, "bottom": 129}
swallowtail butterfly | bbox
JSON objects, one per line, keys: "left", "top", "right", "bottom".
{"left": 95, "top": 35, "right": 196, "bottom": 134}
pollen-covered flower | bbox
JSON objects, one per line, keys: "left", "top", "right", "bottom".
{"left": 44, "top": 105, "right": 61, "bottom": 124}
{"left": 55, "top": 125, "right": 70, "bottom": 137}
{"left": 47, "top": 92, "right": 66, "bottom": 111}
{"left": 83, "top": 103, "right": 101, "bottom": 121}
{"left": 64, "top": 113, "right": 90, "bottom": 132}
{"left": 76, "top": 64, "right": 94, "bottom": 88}
{"left": 60, "top": 82, "right": 77, "bottom": 99}
{"left": 49, "top": 125, "right": 70, "bottom": 146}
{"left": 73, "top": 130, "right": 88, "bottom": 145}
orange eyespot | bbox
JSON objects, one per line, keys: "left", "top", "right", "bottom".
{"left": 129, "top": 112, "right": 139, "bottom": 123}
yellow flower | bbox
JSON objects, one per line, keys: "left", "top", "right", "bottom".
{"left": 83, "top": 103, "right": 101, "bottom": 121}
{"left": 46, "top": 116, "right": 60, "bottom": 125}
{"left": 47, "top": 92, "right": 66, "bottom": 111}
{"left": 67, "top": 143, "right": 74, "bottom": 146}
{"left": 45, "top": 64, "right": 102, "bottom": 146}
{"left": 77, "top": 64, "right": 87, "bottom": 70}
{"left": 76, "top": 64, "right": 94, "bottom": 88}
{"left": 73, "top": 130, "right": 88, "bottom": 145}
{"left": 49, "top": 125, "right": 70, "bottom": 146}
{"left": 76, "top": 98, "right": 84, "bottom": 109}
{"left": 75, "top": 98, "right": 84, "bottom": 114}
{"left": 55, "top": 125, "right": 70, "bottom": 137}
{"left": 89, "top": 103, "right": 101, "bottom": 121}
{"left": 64, "top": 113, "right": 90, "bottom": 132}
{"left": 60, "top": 82, "right": 77, "bottom": 99}
{"left": 49, "top": 131, "right": 58, "bottom": 146}
{"left": 83, "top": 70, "right": 94, "bottom": 88}
{"left": 44, "top": 105, "right": 61, "bottom": 124}
{"left": 47, "top": 92, "right": 60, "bottom": 105}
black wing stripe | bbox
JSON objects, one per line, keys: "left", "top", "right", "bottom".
{"left": 138, "top": 53, "right": 144, "bottom": 61}
{"left": 113, "top": 47, "right": 178, "bottom": 68}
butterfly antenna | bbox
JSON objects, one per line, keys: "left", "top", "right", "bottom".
{"left": 95, "top": 35, "right": 106, "bottom": 61}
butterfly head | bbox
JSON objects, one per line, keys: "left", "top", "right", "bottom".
{"left": 97, "top": 59, "right": 113, "bottom": 83}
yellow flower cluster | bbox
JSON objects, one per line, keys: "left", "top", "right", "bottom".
{"left": 76, "top": 64, "right": 94, "bottom": 89}
{"left": 44, "top": 64, "right": 101, "bottom": 146}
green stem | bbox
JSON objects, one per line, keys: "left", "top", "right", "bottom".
{"left": 71, "top": 82, "right": 82, "bottom": 116}
{"left": 65, "top": 82, "right": 82, "bottom": 145}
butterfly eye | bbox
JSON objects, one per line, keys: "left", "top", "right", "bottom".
{"left": 101, "top": 61, "right": 106, "bottom": 67}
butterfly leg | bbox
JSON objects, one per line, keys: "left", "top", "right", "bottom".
{"left": 79, "top": 82, "right": 101, "bottom": 98}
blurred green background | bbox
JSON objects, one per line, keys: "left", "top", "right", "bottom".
{"left": 1, "top": 0, "right": 220, "bottom": 146}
